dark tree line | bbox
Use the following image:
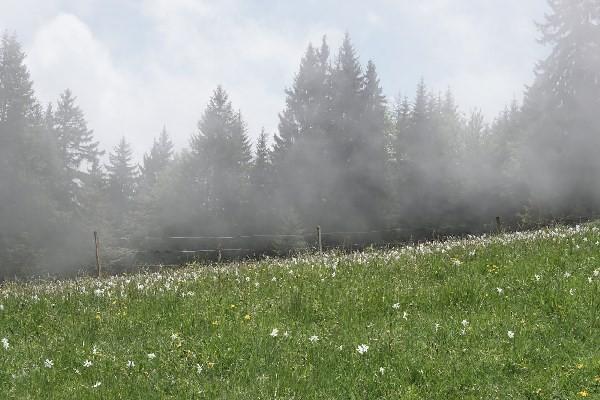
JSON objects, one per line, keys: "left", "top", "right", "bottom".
{"left": 1, "top": 0, "right": 599, "bottom": 278}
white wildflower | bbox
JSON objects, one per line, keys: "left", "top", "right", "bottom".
{"left": 507, "top": 330, "right": 515, "bottom": 339}
{"left": 356, "top": 344, "right": 369, "bottom": 355}
{"left": 0, "top": 304, "right": 4, "bottom": 311}
{"left": 379, "top": 367, "right": 385, "bottom": 375}
{"left": 44, "top": 359, "right": 54, "bottom": 368}
{"left": 126, "top": 360, "right": 135, "bottom": 368}
{"left": 535, "top": 274, "right": 541, "bottom": 281}
{"left": 270, "top": 328, "right": 279, "bottom": 337}
{"left": 92, "top": 381, "right": 101, "bottom": 388}
{"left": 496, "top": 287, "right": 503, "bottom": 294}
{"left": 195, "top": 364, "right": 203, "bottom": 374}
{"left": 170, "top": 333, "right": 179, "bottom": 341}
{"left": 402, "top": 311, "right": 408, "bottom": 320}
{"left": 569, "top": 288, "right": 575, "bottom": 296}
{"left": 83, "top": 360, "right": 93, "bottom": 368}
{"left": 564, "top": 271, "right": 571, "bottom": 278}
{"left": 2, "top": 337, "right": 9, "bottom": 350}
{"left": 594, "top": 269, "right": 599, "bottom": 277}
{"left": 283, "top": 331, "right": 289, "bottom": 338}
{"left": 434, "top": 323, "right": 440, "bottom": 332}
{"left": 92, "top": 345, "right": 98, "bottom": 355}
{"left": 461, "top": 319, "right": 469, "bottom": 327}
{"left": 392, "top": 303, "right": 400, "bottom": 310}
{"left": 309, "top": 335, "right": 319, "bottom": 343}
{"left": 147, "top": 353, "right": 156, "bottom": 360}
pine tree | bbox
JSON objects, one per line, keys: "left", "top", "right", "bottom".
{"left": 520, "top": 0, "right": 600, "bottom": 216}
{"left": 106, "top": 137, "right": 137, "bottom": 213}
{"left": 141, "top": 126, "right": 174, "bottom": 187}
{"left": 0, "top": 33, "right": 65, "bottom": 277}
{"left": 190, "top": 86, "right": 252, "bottom": 233}
{"left": 271, "top": 39, "right": 332, "bottom": 230}
{"left": 353, "top": 59, "right": 389, "bottom": 228}
{"left": 251, "top": 129, "right": 270, "bottom": 188}
{"left": 52, "top": 89, "right": 102, "bottom": 207}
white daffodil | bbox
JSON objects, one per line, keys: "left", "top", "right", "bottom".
{"left": 356, "top": 344, "right": 369, "bottom": 355}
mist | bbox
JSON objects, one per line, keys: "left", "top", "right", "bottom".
{"left": 1, "top": 0, "right": 599, "bottom": 279}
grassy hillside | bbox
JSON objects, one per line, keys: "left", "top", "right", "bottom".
{"left": 1, "top": 224, "right": 600, "bottom": 399}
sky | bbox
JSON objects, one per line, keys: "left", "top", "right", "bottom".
{"left": 1, "top": 0, "right": 550, "bottom": 159}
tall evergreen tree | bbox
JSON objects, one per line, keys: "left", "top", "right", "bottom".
{"left": 271, "top": 39, "right": 332, "bottom": 230}
{"left": 141, "top": 126, "right": 174, "bottom": 187}
{"left": 0, "top": 33, "right": 66, "bottom": 278}
{"left": 520, "top": 0, "right": 600, "bottom": 216}
{"left": 52, "top": 89, "right": 102, "bottom": 208}
{"left": 251, "top": 128, "right": 271, "bottom": 188}
{"left": 190, "top": 86, "right": 252, "bottom": 233}
{"left": 106, "top": 137, "right": 137, "bottom": 219}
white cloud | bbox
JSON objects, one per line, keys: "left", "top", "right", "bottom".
{"left": 27, "top": 13, "right": 132, "bottom": 154}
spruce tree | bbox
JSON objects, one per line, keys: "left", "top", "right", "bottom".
{"left": 141, "top": 126, "right": 174, "bottom": 187}
{"left": 106, "top": 137, "right": 137, "bottom": 214}
{"left": 520, "top": 0, "right": 600, "bottom": 216}
{"left": 190, "top": 86, "right": 252, "bottom": 233}
{"left": 271, "top": 40, "right": 331, "bottom": 230}
{"left": 0, "top": 33, "right": 65, "bottom": 277}
{"left": 53, "top": 89, "right": 102, "bottom": 207}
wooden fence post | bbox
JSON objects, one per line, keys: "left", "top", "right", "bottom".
{"left": 495, "top": 216, "right": 502, "bottom": 233}
{"left": 317, "top": 225, "right": 322, "bottom": 254}
{"left": 94, "top": 231, "right": 101, "bottom": 278}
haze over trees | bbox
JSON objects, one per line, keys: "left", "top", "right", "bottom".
{"left": 1, "top": 0, "right": 599, "bottom": 278}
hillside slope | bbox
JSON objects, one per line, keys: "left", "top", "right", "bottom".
{"left": 1, "top": 225, "right": 600, "bottom": 399}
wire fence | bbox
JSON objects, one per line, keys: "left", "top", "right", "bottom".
{"left": 106, "top": 212, "right": 600, "bottom": 266}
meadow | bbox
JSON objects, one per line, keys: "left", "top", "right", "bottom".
{"left": 1, "top": 224, "right": 600, "bottom": 399}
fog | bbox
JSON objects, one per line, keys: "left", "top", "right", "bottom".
{"left": 1, "top": 0, "right": 599, "bottom": 279}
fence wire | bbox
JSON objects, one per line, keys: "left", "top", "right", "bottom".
{"left": 123, "top": 212, "right": 600, "bottom": 257}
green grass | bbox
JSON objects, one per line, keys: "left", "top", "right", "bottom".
{"left": 1, "top": 224, "right": 600, "bottom": 399}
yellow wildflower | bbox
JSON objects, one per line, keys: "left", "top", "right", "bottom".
{"left": 577, "top": 390, "right": 589, "bottom": 397}
{"left": 244, "top": 314, "right": 251, "bottom": 321}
